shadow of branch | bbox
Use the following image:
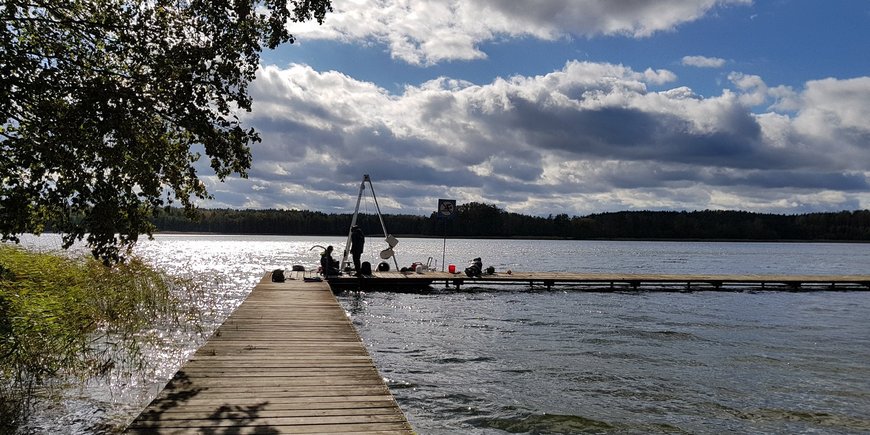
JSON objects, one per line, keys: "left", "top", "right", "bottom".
{"left": 124, "top": 371, "right": 279, "bottom": 434}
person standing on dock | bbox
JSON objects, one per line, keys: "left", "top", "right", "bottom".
{"left": 350, "top": 225, "right": 365, "bottom": 274}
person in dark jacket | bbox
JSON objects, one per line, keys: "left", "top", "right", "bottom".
{"left": 350, "top": 225, "right": 365, "bottom": 274}
{"left": 321, "top": 245, "right": 339, "bottom": 276}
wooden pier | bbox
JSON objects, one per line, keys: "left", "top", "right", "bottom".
{"left": 126, "top": 273, "right": 413, "bottom": 434}
{"left": 326, "top": 270, "right": 870, "bottom": 292}
{"left": 126, "top": 268, "right": 868, "bottom": 432}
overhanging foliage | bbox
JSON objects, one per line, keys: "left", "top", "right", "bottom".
{"left": 1, "top": 0, "right": 331, "bottom": 262}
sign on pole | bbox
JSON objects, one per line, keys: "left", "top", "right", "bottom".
{"left": 437, "top": 199, "right": 456, "bottom": 273}
{"left": 438, "top": 199, "right": 456, "bottom": 219}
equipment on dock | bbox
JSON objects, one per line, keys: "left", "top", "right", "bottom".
{"left": 271, "top": 269, "right": 285, "bottom": 282}
{"left": 342, "top": 174, "right": 401, "bottom": 273}
{"left": 465, "top": 257, "right": 483, "bottom": 277}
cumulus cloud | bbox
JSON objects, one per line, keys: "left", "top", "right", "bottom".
{"left": 795, "top": 77, "right": 870, "bottom": 136}
{"left": 682, "top": 55, "right": 727, "bottom": 68}
{"left": 229, "top": 61, "right": 870, "bottom": 215}
{"left": 729, "top": 72, "right": 768, "bottom": 106}
{"left": 290, "top": 0, "right": 752, "bottom": 65}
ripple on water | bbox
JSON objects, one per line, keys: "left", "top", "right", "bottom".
{"left": 472, "top": 412, "right": 616, "bottom": 434}
{"left": 383, "top": 378, "right": 418, "bottom": 390}
{"left": 615, "top": 328, "right": 706, "bottom": 342}
{"left": 740, "top": 407, "right": 870, "bottom": 433}
{"left": 434, "top": 356, "right": 496, "bottom": 364}
{"left": 497, "top": 368, "right": 534, "bottom": 374}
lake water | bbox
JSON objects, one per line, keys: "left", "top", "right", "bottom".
{"left": 12, "top": 235, "right": 870, "bottom": 434}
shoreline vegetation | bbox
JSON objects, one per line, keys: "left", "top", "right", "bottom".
{"left": 0, "top": 245, "right": 205, "bottom": 432}
{"left": 152, "top": 205, "right": 870, "bottom": 242}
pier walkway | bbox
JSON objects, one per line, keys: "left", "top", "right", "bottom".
{"left": 327, "top": 270, "right": 870, "bottom": 292}
{"left": 126, "top": 273, "right": 412, "bottom": 434}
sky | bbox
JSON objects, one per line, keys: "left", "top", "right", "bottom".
{"left": 200, "top": 0, "right": 870, "bottom": 217}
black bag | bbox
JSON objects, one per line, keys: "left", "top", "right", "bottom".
{"left": 271, "top": 269, "right": 285, "bottom": 282}
{"left": 465, "top": 257, "right": 483, "bottom": 277}
{"left": 377, "top": 261, "right": 390, "bottom": 271}
{"left": 360, "top": 261, "right": 372, "bottom": 276}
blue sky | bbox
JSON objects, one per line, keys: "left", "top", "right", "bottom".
{"left": 203, "top": 0, "right": 870, "bottom": 216}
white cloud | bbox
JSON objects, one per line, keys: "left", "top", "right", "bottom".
{"left": 795, "top": 77, "right": 870, "bottom": 135}
{"left": 768, "top": 85, "right": 801, "bottom": 112}
{"left": 644, "top": 68, "right": 679, "bottom": 85}
{"left": 229, "top": 62, "right": 870, "bottom": 215}
{"left": 729, "top": 72, "right": 768, "bottom": 106}
{"left": 291, "top": 0, "right": 752, "bottom": 65}
{"left": 682, "top": 55, "right": 727, "bottom": 68}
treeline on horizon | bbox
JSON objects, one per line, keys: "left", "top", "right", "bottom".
{"left": 151, "top": 203, "right": 870, "bottom": 241}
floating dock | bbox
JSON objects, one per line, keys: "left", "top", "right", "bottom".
{"left": 126, "top": 273, "right": 413, "bottom": 434}
{"left": 326, "top": 270, "right": 870, "bottom": 292}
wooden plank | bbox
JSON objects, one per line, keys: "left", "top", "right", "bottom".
{"left": 143, "top": 400, "right": 402, "bottom": 414}
{"left": 130, "top": 413, "right": 408, "bottom": 427}
{"left": 127, "top": 422, "right": 414, "bottom": 434}
{"left": 179, "top": 362, "right": 375, "bottom": 369}
{"left": 126, "top": 274, "right": 412, "bottom": 434}
{"left": 135, "top": 396, "right": 402, "bottom": 409}
{"left": 136, "top": 407, "right": 406, "bottom": 421}
{"left": 144, "top": 391, "right": 394, "bottom": 405}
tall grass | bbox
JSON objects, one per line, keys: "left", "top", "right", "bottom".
{"left": 0, "top": 245, "right": 203, "bottom": 431}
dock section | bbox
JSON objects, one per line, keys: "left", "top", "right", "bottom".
{"left": 326, "top": 271, "right": 870, "bottom": 292}
{"left": 127, "top": 273, "right": 412, "bottom": 434}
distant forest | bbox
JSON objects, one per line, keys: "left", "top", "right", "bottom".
{"left": 152, "top": 203, "right": 870, "bottom": 241}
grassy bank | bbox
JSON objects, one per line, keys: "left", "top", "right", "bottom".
{"left": 0, "top": 245, "right": 201, "bottom": 431}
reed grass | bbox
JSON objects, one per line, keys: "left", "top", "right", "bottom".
{"left": 0, "top": 245, "right": 203, "bottom": 431}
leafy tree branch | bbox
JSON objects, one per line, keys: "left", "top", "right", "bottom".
{"left": 1, "top": 0, "right": 332, "bottom": 263}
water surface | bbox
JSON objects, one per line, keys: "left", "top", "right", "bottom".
{"left": 343, "top": 290, "right": 870, "bottom": 434}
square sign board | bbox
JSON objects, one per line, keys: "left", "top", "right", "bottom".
{"left": 438, "top": 199, "right": 456, "bottom": 218}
